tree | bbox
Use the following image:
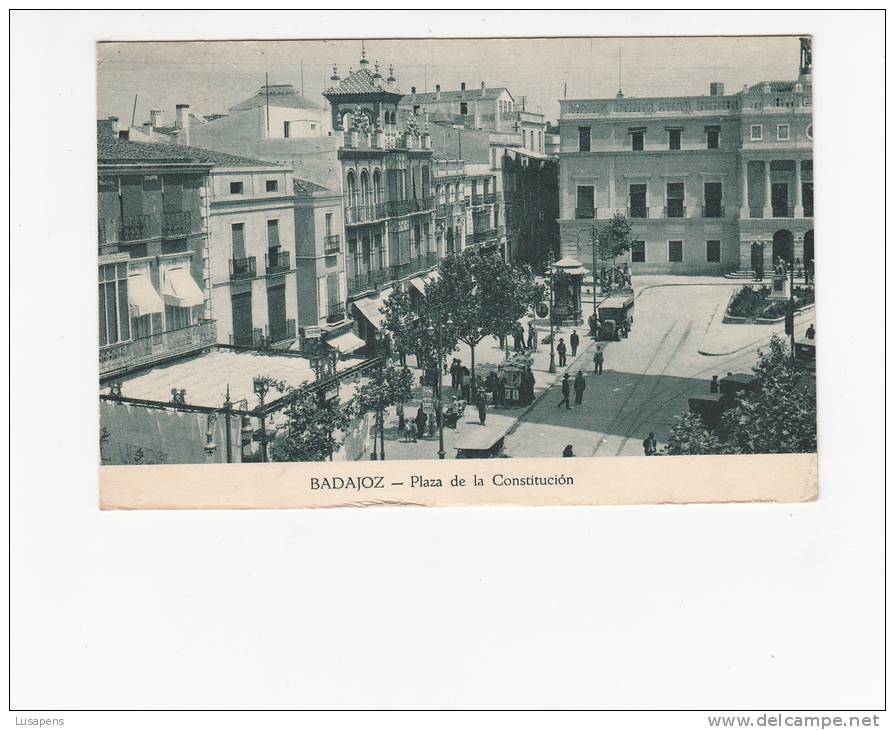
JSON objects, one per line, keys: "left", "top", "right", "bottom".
{"left": 270, "top": 389, "right": 352, "bottom": 462}
{"left": 662, "top": 336, "right": 816, "bottom": 455}
{"left": 352, "top": 364, "right": 414, "bottom": 459}
{"left": 594, "top": 211, "right": 634, "bottom": 270}
{"left": 385, "top": 250, "right": 544, "bottom": 391}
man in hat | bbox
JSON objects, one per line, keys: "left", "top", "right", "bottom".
{"left": 570, "top": 330, "right": 580, "bottom": 357}
{"left": 556, "top": 337, "right": 567, "bottom": 368}
{"left": 557, "top": 373, "right": 571, "bottom": 410}
{"left": 573, "top": 370, "right": 586, "bottom": 406}
{"left": 593, "top": 346, "right": 604, "bottom": 375}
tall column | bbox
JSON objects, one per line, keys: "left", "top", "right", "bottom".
{"left": 762, "top": 160, "right": 772, "bottom": 218}
{"left": 793, "top": 160, "right": 804, "bottom": 217}
{"left": 740, "top": 160, "right": 750, "bottom": 218}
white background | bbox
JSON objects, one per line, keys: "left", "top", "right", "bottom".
{"left": 8, "top": 9, "right": 888, "bottom": 724}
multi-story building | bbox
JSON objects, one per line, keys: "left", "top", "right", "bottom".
{"left": 97, "top": 134, "right": 216, "bottom": 378}
{"left": 557, "top": 38, "right": 813, "bottom": 275}
{"left": 322, "top": 52, "right": 439, "bottom": 350}
{"left": 432, "top": 157, "right": 467, "bottom": 257}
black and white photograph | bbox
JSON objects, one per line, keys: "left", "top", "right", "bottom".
{"left": 96, "top": 35, "right": 817, "bottom": 467}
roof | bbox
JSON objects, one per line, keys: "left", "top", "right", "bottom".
{"left": 97, "top": 134, "right": 282, "bottom": 168}
{"left": 230, "top": 84, "right": 322, "bottom": 112}
{"left": 325, "top": 64, "right": 400, "bottom": 97}
{"left": 401, "top": 87, "right": 512, "bottom": 105}
{"left": 740, "top": 80, "right": 797, "bottom": 94}
{"left": 293, "top": 177, "right": 333, "bottom": 195}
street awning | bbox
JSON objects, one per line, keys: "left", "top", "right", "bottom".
{"left": 425, "top": 270, "right": 441, "bottom": 284}
{"left": 353, "top": 293, "right": 388, "bottom": 330}
{"left": 326, "top": 331, "right": 366, "bottom": 354}
{"left": 162, "top": 267, "right": 205, "bottom": 308}
{"left": 562, "top": 266, "right": 590, "bottom": 276}
{"left": 409, "top": 276, "right": 427, "bottom": 295}
{"left": 127, "top": 273, "right": 164, "bottom": 317}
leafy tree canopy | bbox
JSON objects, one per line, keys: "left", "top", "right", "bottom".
{"left": 270, "top": 386, "right": 351, "bottom": 463}
{"left": 594, "top": 211, "right": 634, "bottom": 261}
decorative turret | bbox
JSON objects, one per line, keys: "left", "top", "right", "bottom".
{"left": 798, "top": 36, "right": 812, "bottom": 85}
{"left": 330, "top": 64, "right": 340, "bottom": 83}
{"left": 372, "top": 61, "right": 382, "bottom": 82}
{"left": 387, "top": 64, "right": 396, "bottom": 88}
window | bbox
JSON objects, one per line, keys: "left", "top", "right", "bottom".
{"left": 578, "top": 126, "right": 591, "bottom": 152}
{"left": 750, "top": 124, "right": 763, "bottom": 141}
{"left": 164, "top": 303, "right": 192, "bottom": 332}
{"left": 668, "top": 240, "right": 684, "bottom": 263}
{"left": 283, "top": 122, "right": 291, "bottom": 138}
{"left": 267, "top": 220, "right": 280, "bottom": 249}
{"left": 629, "top": 183, "right": 647, "bottom": 218}
{"left": 631, "top": 241, "right": 646, "bottom": 263}
{"left": 668, "top": 129, "right": 681, "bottom": 150}
{"left": 266, "top": 179, "right": 278, "bottom": 193}
{"left": 666, "top": 182, "right": 685, "bottom": 218}
{"left": 231, "top": 223, "right": 246, "bottom": 259}
{"left": 806, "top": 124, "right": 813, "bottom": 140}
{"left": 460, "top": 102, "right": 468, "bottom": 115}
{"left": 631, "top": 129, "right": 644, "bottom": 151}
{"left": 705, "top": 126, "right": 720, "bottom": 149}
{"left": 98, "top": 262, "right": 130, "bottom": 346}
{"left": 777, "top": 124, "right": 790, "bottom": 141}
{"left": 230, "top": 181, "right": 244, "bottom": 194}
{"left": 325, "top": 212, "right": 333, "bottom": 238}
{"left": 706, "top": 240, "right": 721, "bottom": 263}
{"left": 703, "top": 182, "right": 723, "bottom": 217}
{"left": 576, "top": 186, "right": 595, "bottom": 218}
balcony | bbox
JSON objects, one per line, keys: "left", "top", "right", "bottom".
{"left": 162, "top": 210, "right": 192, "bottom": 237}
{"left": 324, "top": 234, "right": 341, "bottom": 254}
{"left": 575, "top": 207, "right": 596, "bottom": 220}
{"left": 472, "top": 194, "right": 485, "bottom": 206}
{"left": 749, "top": 206, "right": 765, "bottom": 219}
{"left": 436, "top": 204, "right": 452, "bottom": 219}
{"left": 229, "top": 256, "right": 256, "bottom": 281}
{"left": 425, "top": 251, "right": 438, "bottom": 268}
{"left": 99, "top": 320, "right": 217, "bottom": 376}
{"left": 483, "top": 192, "right": 497, "bottom": 204}
{"left": 627, "top": 207, "right": 649, "bottom": 219}
{"left": 772, "top": 206, "right": 794, "bottom": 218}
{"left": 389, "top": 262, "right": 413, "bottom": 280}
{"left": 345, "top": 202, "right": 387, "bottom": 225}
{"left": 702, "top": 204, "right": 725, "bottom": 218}
{"left": 265, "top": 249, "right": 290, "bottom": 274}
{"left": 326, "top": 302, "right": 346, "bottom": 324}
{"left": 347, "top": 271, "right": 376, "bottom": 296}
{"left": 267, "top": 318, "right": 296, "bottom": 344}
{"left": 664, "top": 204, "right": 686, "bottom": 219}
{"left": 119, "top": 214, "right": 151, "bottom": 242}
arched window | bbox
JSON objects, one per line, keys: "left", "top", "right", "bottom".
{"left": 346, "top": 170, "right": 357, "bottom": 208}
{"left": 372, "top": 169, "right": 382, "bottom": 203}
{"left": 360, "top": 170, "right": 370, "bottom": 207}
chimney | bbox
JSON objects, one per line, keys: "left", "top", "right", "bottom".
{"left": 149, "top": 109, "right": 162, "bottom": 128}
{"left": 435, "top": 84, "right": 441, "bottom": 100}
{"left": 460, "top": 82, "right": 466, "bottom": 92}
{"left": 411, "top": 85, "right": 416, "bottom": 96}
{"left": 480, "top": 81, "right": 486, "bottom": 98}
{"left": 108, "top": 116, "right": 119, "bottom": 136}
{"left": 175, "top": 104, "right": 190, "bottom": 146}
{"left": 709, "top": 82, "right": 724, "bottom": 97}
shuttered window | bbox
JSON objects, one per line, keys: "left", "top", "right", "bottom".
{"left": 231, "top": 223, "right": 246, "bottom": 259}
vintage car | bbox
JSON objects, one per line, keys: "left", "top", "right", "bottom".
{"left": 794, "top": 337, "right": 816, "bottom": 369}
{"left": 719, "top": 372, "right": 759, "bottom": 398}
{"left": 688, "top": 393, "right": 729, "bottom": 430}
{"left": 596, "top": 294, "right": 635, "bottom": 341}
{"left": 455, "top": 423, "right": 512, "bottom": 459}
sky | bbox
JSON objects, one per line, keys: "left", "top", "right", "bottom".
{"left": 97, "top": 36, "right": 804, "bottom": 127}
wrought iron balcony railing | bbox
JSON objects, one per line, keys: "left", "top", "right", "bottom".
{"left": 265, "top": 249, "right": 290, "bottom": 274}
{"left": 664, "top": 204, "right": 686, "bottom": 219}
{"left": 749, "top": 206, "right": 765, "bottom": 218}
{"left": 627, "top": 206, "right": 649, "bottom": 219}
{"left": 229, "top": 256, "right": 256, "bottom": 281}
{"left": 483, "top": 192, "right": 497, "bottom": 204}
{"left": 99, "top": 320, "right": 216, "bottom": 376}
{"left": 575, "top": 207, "right": 595, "bottom": 219}
{"left": 324, "top": 234, "right": 341, "bottom": 254}
{"left": 347, "top": 271, "right": 376, "bottom": 296}
{"left": 702, "top": 204, "right": 725, "bottom": 218}
{"left": 162, "top": 210, "right": 192, "bottom": 237}
{"left": 326, "top": 302, "right": 346, "bottom": 323}
{"left": 772, "top": 206, "right": 794, "bottom": 218}
{"left": 119, "top": 214, "right": 151, "bottom": 242}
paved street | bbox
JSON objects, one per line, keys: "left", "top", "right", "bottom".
{"left": 503, "top": 282, "right": 778, "bottom": 459}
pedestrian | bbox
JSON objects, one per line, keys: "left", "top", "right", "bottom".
{"left": 415, "top": 404, "right": 427, "bottom": 441}
{"left": 557, "top": 373, "right": 571, "bottom": 410}
{"left": 709, "top": 375, "right": 719, "bottom": 393}
{"left": 593, "top": 346, "right": 604, "bottom": 375}
{"left": 398, "top": 348, "right": 407, "bottom": 368}
{"left": 449, "top": 358, "right": 460, "bottom": 390}
{"left": 396, "top": 401, "right": 406, "bottom": 431}
{"left": 562, "top": 444, "right": 574, "bottom": 457}
{"left": 806, "top": 324, "right": 815, "bottom": 340}
{"left": 406, "top": 421, "right": 417, "bottom": 443}
{"left": 573, "top": 370, "right": 586, "bottom": 406}
{"left": 460, "top": 366, "right": 471, "bottom": 401}
{"left": 513, "top": 323, "right": 524, "bottom": 352}
{"left": 588, "top": 312, "right": 599, "bottom": 339}
{"left": 523, "top": 367, "right": 535, "bottom": 405}
{"left": 527, "top": 321, "right": 538, "bottom": 351}
{"left": 476, "top": 393, "right": 487, "bottom": 425}
{"left": 556, "top": 337, "right": 567, "bottom": 367}
{"left": 642, "top": 432, "right": 657, "bottom": 456}
{"left": 570, "top": 330, "right": 580, "bottom": 357}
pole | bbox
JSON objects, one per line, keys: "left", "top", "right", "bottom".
{"left": 548, "top": 252, "right": 556, "bottom": 373}
{"left": 789, "top": 260, "right": 796, "bottom": 358}
{"left": 265, "top": 72, "right": 270, "bottom": 137}
{"left": 591, "top": 226, "right": 598, "bottom": 317}
{"left": 224, "top": 384, "right": 233, "bottom": 464}
{"left": 131, "top": 94, "right": 138, "bottom": 128}
{"left": 437, "top": 323, "right": 445, "bottom": 460}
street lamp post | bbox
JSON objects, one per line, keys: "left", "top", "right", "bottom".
{"left": 427, "top": 319, "right": 450, "bottom": 460}
{"left": 590, "top": 224, "right": 599, "bottom": 317}
{"left": 547, "top": 251, "right": 556, "bottom": 374}
{"left": 252, "top": 376, "right": 270, "bottom": 463}
{"left": 788, "top": 260, "right": 796, "bottom": 359}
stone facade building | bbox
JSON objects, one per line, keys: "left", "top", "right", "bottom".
{"left": 557, "top": 38, "right": 813, "bottom": 275}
